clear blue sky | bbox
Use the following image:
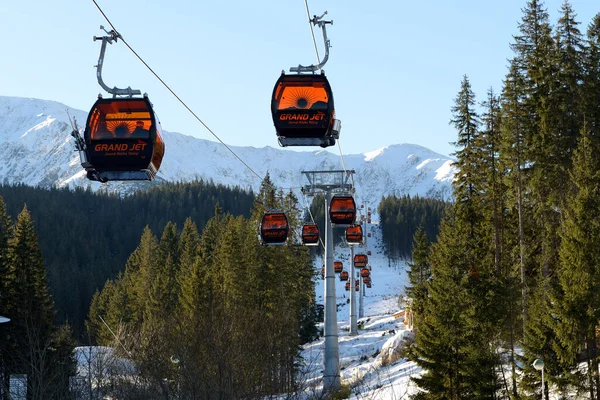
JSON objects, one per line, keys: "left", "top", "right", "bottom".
{"left": 0, "top": 0, "right": 597, "bottom": 157}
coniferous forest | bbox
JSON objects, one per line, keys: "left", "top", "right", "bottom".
{"left": 0, "top": 180, "right": 254, "bottom": 338}
{"left": 406, "top": 2, "right": 600, "bottom": 398}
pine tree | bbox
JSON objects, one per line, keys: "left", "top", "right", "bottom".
{"left": 450, "top": 75, "right": 481, "bottom": 233}
{"left": 4, "top": 206, "right": 73, "bottom": 399}
{"left": 552, "top": 125, "right": 600, "bottom": 398}
{"left": 0, "top": 196, "right": 12, "bottom": 394}
{"left": 405, "top": 226, "right": 431, "bottom": 329}
{"left": 582, "top": 14, "right": 600, "bottom": 136}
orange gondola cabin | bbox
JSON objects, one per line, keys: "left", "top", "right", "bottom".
{"left": 363, "top": 276, "right": 372, "bottom": 285}
{"left": 301, "top": 224, "right": 319, "bottom": 246}
{"left": 354, "top": 253, "right": 368, "bottom": 268}
{"left": 329, "top": 195, "right": 356, "bottom": 225}
{"left": 345, "top": 224, "right": 363, "bottom": 244}
{"left": 340, "top": 270, "right": 349, "bottom": 281}
{"left": 361, "top": 268, "right": 370, "bottom": 278}
{"left": 83, "top": 96, "right": 165, "bottom": 182}
{"left": 260, "top": 212, "right": 289, "bottom": 245}
{"left": 271, "top": 72, "right": 339, "bottom": 148}
{"left": 334, "top": 261, "right": 343, "bottom": 274}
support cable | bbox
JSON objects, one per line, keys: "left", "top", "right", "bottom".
{"left": 91, "top": 0, "right": 262, "bottom": 182}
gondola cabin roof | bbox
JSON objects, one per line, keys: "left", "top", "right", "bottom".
{"left": 329, "top": 195, "right": 356, "bottom": 226}
{"left": 301, "top": 224, "right": 319, "bottom": 246}
{"left": 83, "top": 96, "right": 165, "bottom": 182}
{"left": 260, "top": 212, "right": 289, "bottom": 245}
{"left": 271, "top": 73, "right": 336, "bottom": 148}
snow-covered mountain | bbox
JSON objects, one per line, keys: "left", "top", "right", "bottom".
{"left": 0, "top": 96, "right": 456, "bottom": 203}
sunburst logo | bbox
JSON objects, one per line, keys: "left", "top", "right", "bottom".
{"left": 279, "top": 87, "right": 328, "bottom": 109}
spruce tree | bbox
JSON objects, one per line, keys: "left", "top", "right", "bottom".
{"left": 552, "top": 125, "right": 600, "bottom": 398}
{"left": 405, "top": 226, "right": 431, "bottom": 330}
{"left": 4, "top": 206, "right": 73, "bottom": 399}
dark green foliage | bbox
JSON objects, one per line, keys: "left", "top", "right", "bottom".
{"left": 0, "top": 179, "right": 254, "bottom": 339}
{"left": 378, "top": 195, "right": 446, "bottom": 259}
{"left": 551, "top": 126, "right": 600, "bottom": 397}
{"left": 0, "top": 206, "right": 75, "bottom": 399}
{"left": 405, "top": 226, "right": 431, "bottom": 321}
{"left": 87, "top": 175, "right": 316, "bottom": 398}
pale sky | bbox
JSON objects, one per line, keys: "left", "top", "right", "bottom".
{"left": 0, "top": 0, "right": 598, "bottom": 158}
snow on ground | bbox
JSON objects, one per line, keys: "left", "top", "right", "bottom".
{"left": 299, "top": 222, "right": 424, "bottom": 399}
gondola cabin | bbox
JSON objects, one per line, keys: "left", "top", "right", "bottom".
{"left": 355, "top": 279, "right": 360, "bottom": 291}
{"left": 334, "top": 261, "right": 343, "bottom": 274}
{"left": 366, "top": 282, "right": 372, "bottom": 289}
{"left": 340, "top": 271, "right": 349, "bottom": 281}
{"left": 367, "top": 233, "right": 371, "bottom": 238}
{"left": 354, "top": 254, "right": 368, "bottom": 268}
{"left": 83, "top": 96, "right": 165, "bottom": 182}
{"left": 301, "top": 224, "right": 319, "bottom": 246}
{"left": 271, "top": 72, "right": 339, "bottom": 148}
{"left": 260, "top": 212, "right": 289, "bottom": 245}
{"left": 361, "top": 268, "right": 370, "bottom": 278}
{"left": 363, "top": 276, "right": 372, "bottom": 285}
{"left": 329, "top": 195, "right": 356, "bottom": 225}
{"left": 321, "top": 265, "right": 325, "bottom": 279}
{"left": 367, "top": 250, "right": 372, "bottom": 256}
{"left": 345, "top": 282, "right": 350, "bottom": 291}
{"left": 345, "top": 225, "right": 363, "bottom": 244}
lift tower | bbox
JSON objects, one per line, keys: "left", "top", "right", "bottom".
{"left": 302, "top": 169, "right": 355, "bottom": 394}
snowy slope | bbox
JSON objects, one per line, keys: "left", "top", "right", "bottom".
{"left": 0, "top": 96, "right": 456, "bottom": 203}
{"left": 301, "top": 221, "right": 423, "bottom": 398}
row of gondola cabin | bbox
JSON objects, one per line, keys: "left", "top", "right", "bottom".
{"left": 83, "top": 96, "right": 165, "bottom": 182}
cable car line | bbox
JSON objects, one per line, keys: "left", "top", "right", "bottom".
{"left": 303, "top": 0, "right": 321, "bottom": 66}
{"left": 90, "top": 0, "right": 262, "bottom": 182}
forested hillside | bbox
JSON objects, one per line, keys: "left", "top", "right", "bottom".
{"left": 407, "top": 3, "right": 600, "bottom": 398}
{"left": 378, "top": 195, "right": 447, "bottom": 259}
{"left": 0, "top": 180, "right": 254, "bottom": 338}
{"left": 85, "top": 176, "right": 317, "bottom": 398}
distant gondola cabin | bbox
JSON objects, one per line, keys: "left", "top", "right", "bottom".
{"left": 260, "top": 212, "right": 289, "bottom": 245}
{"left": 345, "top": 224, "right": 363, "bottom": 244}
{"left": 340, "top": 271, "right": 349, "bottom": 281}
{"left": 329, "top": 195, "right": 356, "bottom": 225}
{"left": 354, "top": 254, "right": 368, "bottom": 268}
{"left": 361, "top": 268, "right": 370, "bottom": 278}
{"left": 345, "top": 282, "right": 350, "bottom": 291}
{"left": 334, "top": 261, "right": 343, "bottom": 274}
{"left": 301, "top": 224, "right": 319, "bottom": 246}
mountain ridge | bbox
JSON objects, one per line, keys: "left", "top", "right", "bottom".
{"left": 0, "top": 95, "right": 457, "bottom": 204}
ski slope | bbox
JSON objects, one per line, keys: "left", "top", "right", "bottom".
{"left": 302, "top": 221, "right": 424, "bottom": 399}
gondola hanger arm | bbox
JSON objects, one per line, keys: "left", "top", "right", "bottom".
{"left": 93, "top": 26, "right": 141, "bottom": 97}
{"left": 290, "top": 11, "right": 333, "bottom": 74}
